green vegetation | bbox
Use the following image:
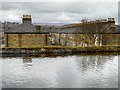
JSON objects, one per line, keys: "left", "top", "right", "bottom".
{"left": 2, "top": 45, "right": 120, "bottom": 52}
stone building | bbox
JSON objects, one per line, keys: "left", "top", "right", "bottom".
{"left": 56, "top": 18, "right": 119, "bottom": 46}
{"left": 3, "top": 15, "right": 120, "bottom": 48}
{"left": 4, "top": 15, "right": 47, "bottom": 48}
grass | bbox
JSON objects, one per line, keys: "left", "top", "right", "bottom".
{"left": 1, "top": 45, "right": 120, "bottom": 52}
{"left": 2, "top": 45, "right": 120, "bottom": 49}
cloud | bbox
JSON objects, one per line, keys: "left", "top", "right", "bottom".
{"left": 1, "top": 2, "right": 118, "bottom": 24}
{"left": 2, "top": 0, "right": 119, "bottom": 2}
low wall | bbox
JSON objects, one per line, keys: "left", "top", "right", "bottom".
{"left": 1, "top": 46, "right": 120, "bottom": 54}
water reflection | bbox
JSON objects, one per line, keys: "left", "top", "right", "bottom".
{"left": 22, "top": 56, "right": 33, "bottom": 68}
{"left": 23, "top": 56, "right": 32, "bottom": 63}
{"left": 75, "top": 55, "right": 114, "bottom": 71}
{"left": 2, "top": 52, "right": 118, "bottom": 88}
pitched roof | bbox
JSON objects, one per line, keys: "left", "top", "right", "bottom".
{"left": 4, "top": 22, "right": 35, "bottom": 34}
{"left": 116, "top": 25, "right": 120, "bottom": 33}
{"left": 4, "top": 22, "right": 120, "bottom": 34}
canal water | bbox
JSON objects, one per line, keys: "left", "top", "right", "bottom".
{"left": 1, "top": 53, "right": 119, "bottom": 88}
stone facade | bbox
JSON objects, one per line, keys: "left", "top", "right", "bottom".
{"left": 5, "top": 34, "right": 19, "bottom": 47}
{"left": 49, "top": 33, "right": 120, "bottom": 46}
{"left": 5, "top": 34, "right": 47, "bottom": 47}
{"left": 102, "top": 34, "right": 120, "bottom": 46}
{"left": 3, "top": 15, "right": 120, "bottom": 48}
{"left": 4, "top": 15, "right": 47, "bottom": 48}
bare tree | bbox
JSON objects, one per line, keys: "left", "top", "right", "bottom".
{"left": 75, "top": 19, "right": 113, "bottom": 46}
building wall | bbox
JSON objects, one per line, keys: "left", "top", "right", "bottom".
{"left": 118, "top": 34, "right": 120, "bottom": 45}
{"left": 21, "top": 34, "right": 46, "bottom": 47}
{"left": 49, "top": 33, "right": 120, "bottom": 46}
{"left": 102, "top": 34, "right": 120, "bottom": 46}
{"left": 49, "top": 33, "right": 95, "bottom": 46}
{"left": 6, "top": 34, "right": 47, "bottom": 47}
{"left": 74, "top": 34, "right": 95, "bottom": 46}
{"left": 74, "top": 34, "right": 120, "bottom": 46}
{"left": 5, "top": 33, "right": 120, "bottom": 48}
{"left": 5, "top": 34, "right": 19, "bottom": 47}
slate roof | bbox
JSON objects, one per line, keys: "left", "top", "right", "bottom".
{"left": 116, "top": 25, "right": 120, "bottom": 33}
{"left": 4, "top": 22, "right": 35, "bottom": 34}
{"left": 3, "top": 22, "right": 120, "bottom": 34}
{"left": 40, "top": 24, "right": 120, "bottom": 34}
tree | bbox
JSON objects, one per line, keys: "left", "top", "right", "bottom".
{"left": 75, "top": 19, "right": 113, "bottom": 46}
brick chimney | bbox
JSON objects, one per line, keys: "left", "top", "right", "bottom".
{"left": 22, "top": 15, "right": 32, "bottom": 24}
{"left": 108, "top": 18, "right": 115, "bottom": 32}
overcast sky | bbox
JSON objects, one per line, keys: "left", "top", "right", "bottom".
{"left": 1, "top": 1, "right": 119, "bottom": 24}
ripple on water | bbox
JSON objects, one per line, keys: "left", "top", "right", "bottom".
{"left": 2, "top": 53, "right": 119, "bottom": 88}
